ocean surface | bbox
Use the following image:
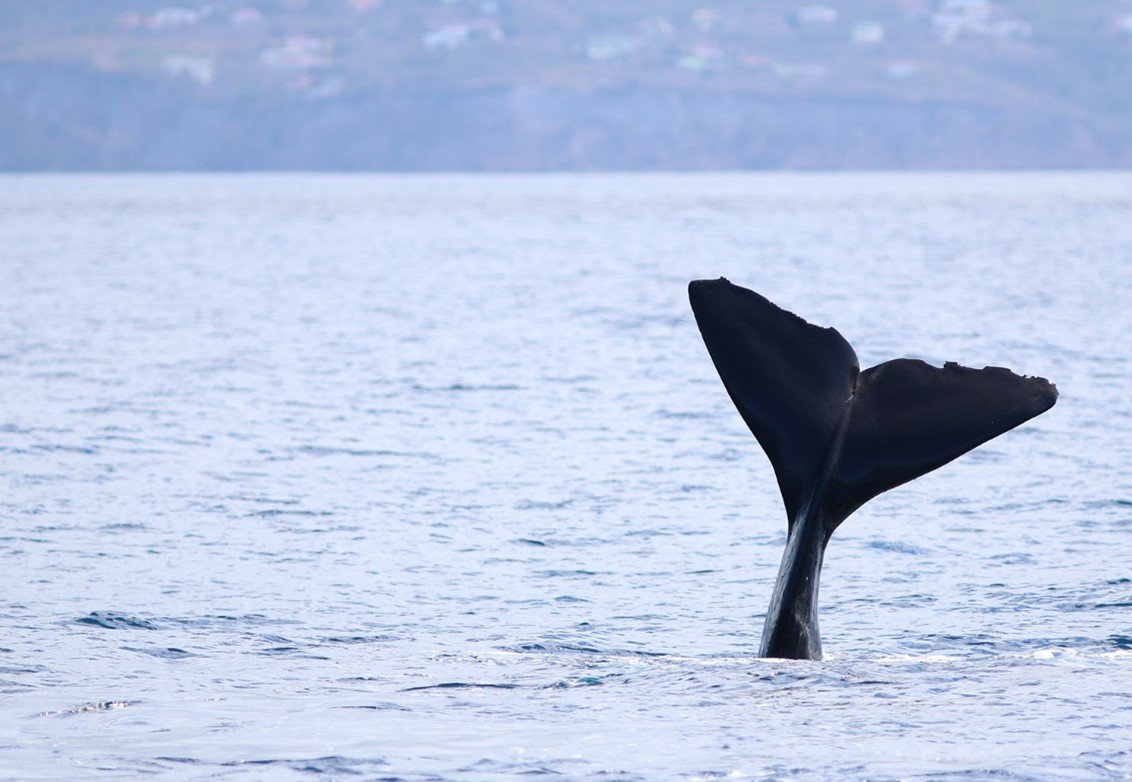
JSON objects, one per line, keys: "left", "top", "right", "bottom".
{"left": 0, "top": 172, "right": 1129, "bottom": 781}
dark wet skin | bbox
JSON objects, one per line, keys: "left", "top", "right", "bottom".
{"left": 688, "top": 278, "right": 1059, "bottom": 660}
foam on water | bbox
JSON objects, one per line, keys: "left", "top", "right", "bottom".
{"left": 0, "top": 172, "right": 1130, "bottom": 780}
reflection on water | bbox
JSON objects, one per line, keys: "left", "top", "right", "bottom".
{"left": 1, "top": 173, "right": 1130, "bottom": 780}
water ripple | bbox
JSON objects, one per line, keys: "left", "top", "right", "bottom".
{"left": 1, "top": 172, "right": 1129, "bottom": 781}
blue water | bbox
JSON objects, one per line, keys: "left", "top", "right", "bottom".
{"left": 1, "top": 173, "right": 1129, "bottom": 781}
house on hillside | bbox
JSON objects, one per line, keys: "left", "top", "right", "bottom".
{"left": 932, "top": 0, "right": 1031, "bottom": 42}
{"left": 797, "top": 6, "right": 837, "bottom": 25}
{"left": 422, "top": 18, "right": 504, "bottom": 51}
{"left": 586, "top": 35, "right": 641, "bottom": 61}
{"left": 262, "top": 36, "right": 332, "bottom": 69}
{"left": 152, "top": 7, "right": 202, "bottom": 29}
{"left": 162, "top": 54, "right": 213, "bottom": 84}
{"left": 852, "top": 22, "right": 884, "bottom": 45}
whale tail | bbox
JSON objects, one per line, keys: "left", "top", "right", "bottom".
{"left": 688, "top": 278, "right": 1058, "bottom": 658}
{"left": 688, "top": 277, "right": 1058, "bottom": 536}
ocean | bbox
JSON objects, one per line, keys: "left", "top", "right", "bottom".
{"left": 1, "top": 172, "right": 1129, "bottom": 780}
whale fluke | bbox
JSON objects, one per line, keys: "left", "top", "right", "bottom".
{"left": 688, "top": 278, "right": 1058, "bottom": 660}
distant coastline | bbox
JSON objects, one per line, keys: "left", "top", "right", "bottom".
{"left": 4, "top": 0, "right": 1130, "bottom": 171}
{"left": 2, "top": 63, "right": 1129, "bottom": 171}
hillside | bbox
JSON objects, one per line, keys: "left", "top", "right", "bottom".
{"left": 2, "top": 0, "right": 1131, "bottom": 169}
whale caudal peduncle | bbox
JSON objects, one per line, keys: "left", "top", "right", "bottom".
{"left": 688, "top": 277, "right": 1058, "bottom": 661}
